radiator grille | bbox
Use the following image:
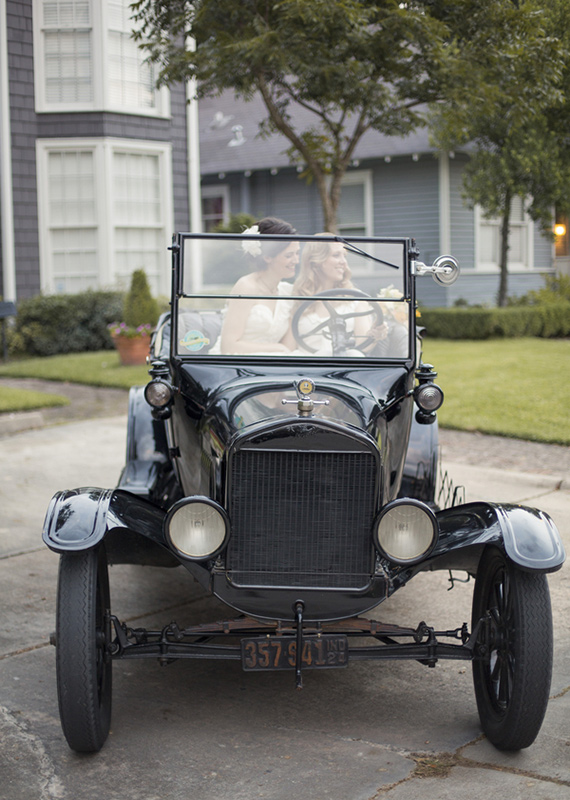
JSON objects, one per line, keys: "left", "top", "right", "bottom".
{"left": 227, "top": 449, "right": 376, "bottom": 588}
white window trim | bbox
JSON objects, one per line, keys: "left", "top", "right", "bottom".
{"left": 33, "top": 0, "right": 170, "bottom": 117}
{"left": 201, "top": 184, "right": 231, "bottom": 230}
{"left": 337, "top": 169, "right": 373, "bottom": 236}
{"left": 36, "top": 137, "right": 173, "bottom": 295}
{"left": 474, "top": 203, "right": 534, "bottom": 273}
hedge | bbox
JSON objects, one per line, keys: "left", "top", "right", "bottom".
{"left": 419, "top": 303, "right": 570, "bottom": 340}
{"left": 9, "top": 290, "right": 124, "bottom": 357}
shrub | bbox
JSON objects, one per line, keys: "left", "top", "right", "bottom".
{"left": 213, "top": 212, "right": 257, "bottom": 233}
{"left": 10, "top": 290, "right": 124, "bottom": 357}
{"left": 420, "top": 303, "right": 570, "bottom": 340}
{"left": 122, "top": 269, "right": 159, "bottom": 329}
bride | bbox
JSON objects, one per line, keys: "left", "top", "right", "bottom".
{"left": 220, "top": 217, "right": 298, "bottom": 354}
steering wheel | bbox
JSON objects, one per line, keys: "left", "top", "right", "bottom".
{"left": 291, "top": 289, "right": 384, "bottom": 354}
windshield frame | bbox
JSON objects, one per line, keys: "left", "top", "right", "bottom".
{"left": 170, "top": 232, "right": 417, "bottom": 365}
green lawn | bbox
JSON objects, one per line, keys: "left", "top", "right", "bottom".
{"left": 0, "top": 339, "right": 568, "bottom": 444}
{"left": 422, "top": 338, "right": 570, "bottom": 445}
{"left": 0, "top": 385, "right": 69, "bottom": 413}
{"left": 0, "top": 351, "right": 149, "bottom": 390}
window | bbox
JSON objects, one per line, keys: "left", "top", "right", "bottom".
{"left": 107, "top": 0, "right": 156, "bottom": 110}
{"left": 41, "top": 0, "right": 93, "bottom": 106}
{"left": 113, "top": 151, "right": 163, "bottom": 288}
{"left": 37, "top": 139, "right": 173, "bottom": 295}
{"left": 34, "top": 0, "right": 169, "bottom": 116}
{"left": 337, "top": 171, "right": 373, "bottom": 237}
{"left": 46, "top": 150, "right": 98, "bottom": 293}
{"left": 476, "top": 196, "right": 534, "bottom": 270}
{"left": 201, "top": 185, "right": 230, "bottom": 231}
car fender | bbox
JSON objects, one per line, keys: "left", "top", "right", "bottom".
{"left": 42, "top": 487, "right": 171, "bottom": 561}
{"left": 433, "top": 501, "right": 565, "bottom": 573}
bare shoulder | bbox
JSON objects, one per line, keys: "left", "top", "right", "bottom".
{"left": 230, "top": 273, "right": 257, "bottom": 295}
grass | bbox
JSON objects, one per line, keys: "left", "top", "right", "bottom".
{"left": 0, "top": 351, "right": 149, "bottom": 390}
{"left": 0, "top": 339, "right": 568, "bottom": 444}
{"left": 0, "top": 385, "right": 69, "bottom": 413}
{"left": 422, "top": 337, "right": 570, "bottom": 445}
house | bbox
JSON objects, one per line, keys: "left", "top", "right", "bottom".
{"left": 0, "top": 0, "right": 562, "bottom": 308}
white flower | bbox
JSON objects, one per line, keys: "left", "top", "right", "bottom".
{"left": 241, "top": 224, "right": 262, "bottom": 257}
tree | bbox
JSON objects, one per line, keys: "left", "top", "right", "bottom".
{"left": 131, "top": 0, "right": 460, "bottom": 232}
{"left": 429, "top": 1, "right": 566, "bottom": 306}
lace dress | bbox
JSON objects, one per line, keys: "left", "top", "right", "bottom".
{"left": 240, "top": 282, "right": 293, "bottom": 345}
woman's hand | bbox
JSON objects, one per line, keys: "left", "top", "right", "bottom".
{"left": 365, "top": 321, "right": 389, "bottom": 341}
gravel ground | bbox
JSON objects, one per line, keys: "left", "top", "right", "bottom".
{"left": 1, "top": 377, "right": 568, "bottom": 477}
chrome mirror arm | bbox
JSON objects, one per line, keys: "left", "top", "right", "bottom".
{"left": 411, "top": 255, "right": 460, "bottom": 286}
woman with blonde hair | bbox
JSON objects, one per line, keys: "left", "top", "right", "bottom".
{"left": 284, "top": 236, "right": 385, "bottom": 354}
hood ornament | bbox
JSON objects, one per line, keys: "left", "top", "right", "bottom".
{"left": 282, "top": 378, "right": 329, "bottom": 417}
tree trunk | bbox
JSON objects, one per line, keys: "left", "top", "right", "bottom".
{"left": 497, "top": 191, "right": 511, "bottom": 307}
{"left": 313, "top": 170, "right": 339, "bottom": 233}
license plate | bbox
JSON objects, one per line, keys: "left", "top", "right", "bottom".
{"left": 241, "top": 634, "right": 349, "bottom": 671}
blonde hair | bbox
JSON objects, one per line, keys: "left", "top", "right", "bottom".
{"left": 293, "top": 235, "right": 353, "bottom": 297}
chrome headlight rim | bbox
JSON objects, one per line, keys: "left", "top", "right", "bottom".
{"left": 144, "top": 378, "right": 175, "bottom": 409}
{"left": 373, "top": 498, "right": 439, "bottom": 566}
{"left": 164, "top": 496, "right": 230, "bottom": 561}
{"left": 414, "top": 382, "right": 444, "bottom": 413}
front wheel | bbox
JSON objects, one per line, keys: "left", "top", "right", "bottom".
{"left": 56, "top": 545, "right": 112, "bottom": 753}
{"left": 472, "top": 547, "right": 553, "bottom": 750}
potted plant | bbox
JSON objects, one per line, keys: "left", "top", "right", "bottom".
{"left": 109, "top": 270, "right": 159, "bottom": 366}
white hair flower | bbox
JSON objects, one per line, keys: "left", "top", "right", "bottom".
{"left": 241, "top": 224, "right": 262, "bottom": 257}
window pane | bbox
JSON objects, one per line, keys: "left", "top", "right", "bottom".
{"left": 48, "top": 151, "right": 95, "bottom": 225}
{"left": 107, "top": 0, "right": 156, "bottom": 109}
{"left": 479, "top": 223, "right": 498, "bottom": 264}
{"left": 112, "top": 152, "right": 160, "bottom": 226}
{"left": 44, "top": 30, "right": 92, "bottom": 103}
{"left": 338, "top": 183, "right": 365, "bottom": 227}
{"left": 52, "top": 228, "right": 99, "bottom": 293}
{"left": 114, "top": 227, "right": 162, "bottom": 293}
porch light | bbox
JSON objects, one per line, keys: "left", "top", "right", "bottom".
{"left": 554, "top": 223, "right": 566, "bottom": 237}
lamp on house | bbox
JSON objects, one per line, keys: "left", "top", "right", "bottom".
{"left": 554, "top": 223, "right": 566, "bottom": 237}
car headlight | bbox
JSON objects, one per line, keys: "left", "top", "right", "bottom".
{"left": 165, "top": 497, "right": 229, "bottom": 560}
{"left": 414, "top": 383, "right": 444, "bottom": 413}
{"left": 144, "top": 379, "right": 174, "bottom": 408}
{"left": 373, "top": 500, "right": 438, "bottom": 565}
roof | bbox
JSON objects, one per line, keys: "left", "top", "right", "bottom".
{"left": 197, "top": 90, "right": 435, "bottom": 175}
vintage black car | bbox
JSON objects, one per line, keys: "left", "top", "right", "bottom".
{"left": 43, "top": 232, "right": 565, "bottom": 754}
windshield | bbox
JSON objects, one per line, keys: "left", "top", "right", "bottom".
{"left": 175, "top": 234, "right": 411, "bottom": 360}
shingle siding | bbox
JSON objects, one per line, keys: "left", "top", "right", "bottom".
{"left": 8, "top": 0, "right": 40, "bottom": 299}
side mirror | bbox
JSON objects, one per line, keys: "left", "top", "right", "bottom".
{"left": 412, "top": 255, "right": 460, "bottom": 286}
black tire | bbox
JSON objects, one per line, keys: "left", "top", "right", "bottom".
{"left": 56, "top": 545, "right": 112, "bottom": 753}
{"left": 472, "top": 546, "right": 553, "bottom": 750}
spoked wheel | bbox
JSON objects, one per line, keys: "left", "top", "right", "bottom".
{"left": 472, "top": 546, "right": 553, "bottom": 750}
{"left": 56, "top": 545, "right": 112, "bottom": 753}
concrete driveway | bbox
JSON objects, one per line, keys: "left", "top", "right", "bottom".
{"left": 0, "top": 416, "right": 568, "bottom": 800}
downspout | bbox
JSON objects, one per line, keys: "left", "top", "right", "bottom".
{"left": 0, "top": 0, "right": 16, "bottom": 302}
{"left": 439, "top": 151, "right": 451, "bottom": 255}
{"left": 186, "top": 36, "right": 202, "bottom": 291}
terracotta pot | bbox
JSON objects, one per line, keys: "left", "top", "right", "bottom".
{"left": 112, "top": 335, "right": 150, "bottom": 366}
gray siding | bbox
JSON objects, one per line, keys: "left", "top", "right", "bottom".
{"left": 449, "top": 154, "right": 475, "bottom": 271}
{"left": 373, "top": 156, "right": 439, "bottom": 259}
{"left": 8, "top": 0, "right": 40, "bottom": 299}
{"left": 534, "top": 226, "right": 554, "bottom": 272}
